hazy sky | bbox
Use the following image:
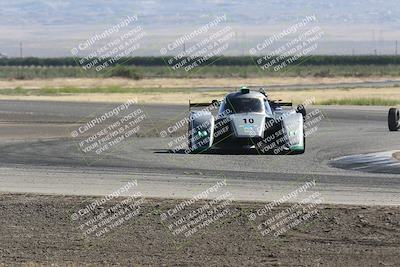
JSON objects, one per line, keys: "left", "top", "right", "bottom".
{"left": 1, "top": 0, "right": 399, "bottom": 57}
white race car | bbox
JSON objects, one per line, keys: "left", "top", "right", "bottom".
{"left": 188, "top": 87, "right": 306, "bottom": 154}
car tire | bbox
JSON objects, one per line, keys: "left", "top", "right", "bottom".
{"left": 187, "top": 123, "right": 193, "bottom": 153}
{"left": 296, "top": 104, "right": 307, "bottom": 120}
{"left": 388, "top": 108, "right": 400, "bottom": 131}
{"left": 290, "top": 126, "right": 305, "bottom": 155}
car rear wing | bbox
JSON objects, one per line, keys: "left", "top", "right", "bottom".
{"left": 270, "top": 100, "right": 293, "bottom": 106}
{"left": 276, "top": 102, "right": 293, "bottom": 106}
{"left": 189, "top": 100, "right": 220, "bottom": 110}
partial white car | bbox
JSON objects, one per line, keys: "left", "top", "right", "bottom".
{"left": 388, "top": 107, "right": 400, "bottom": 131}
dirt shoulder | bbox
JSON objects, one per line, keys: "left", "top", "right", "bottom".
{"left": 0, "top": 193, "right": 399, "bottom": 266}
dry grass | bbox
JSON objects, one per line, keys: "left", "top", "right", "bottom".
{"left": 0, "top": 92, "right": 225, "bottom": 104}
{"left": 0, "top": 77, "right": 399, "bottom": 105}
{"left": 0, "top": 76, "right": 396, "bottom": 90}
{"left": 268, "top": 87, "right": 400, "bottom": 104}
{"left": 0, "top": 87, "right": 398, "bottom": 105}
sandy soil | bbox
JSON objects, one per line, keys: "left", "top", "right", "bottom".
{"left": 0, "top": 76, "right": 396, "bottom": 89}
{"left": 0, "top": 193, "right": 399, "bottom": 266}
{"left": 0, "top": 87, "right": 399, "bottom": 105}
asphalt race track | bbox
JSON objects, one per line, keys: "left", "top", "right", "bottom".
{"left": 0, "top": 100, "right": 399, "bottom": 206}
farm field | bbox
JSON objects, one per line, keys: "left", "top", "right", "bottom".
{"left": 1, "top": 193, "right": 399, "bottom": 266}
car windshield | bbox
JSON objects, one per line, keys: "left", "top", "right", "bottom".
{"left": 223, "top": 98, "right": 263, "bottom": 113}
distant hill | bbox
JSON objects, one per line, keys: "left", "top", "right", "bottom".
{"left": 2, "top": 0, "right": 399, "bottom": 26}
{"left": 1, "top": 0, "right": 399, "bottom": 56}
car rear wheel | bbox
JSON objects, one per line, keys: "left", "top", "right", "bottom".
{"left": 187, "top": 123, "right": 193, "bottom": 152}
{"left": 296, "top": 104, "right": 307, "bottom": 120}
{"left": 388, "top": 108, "right": 400, "bottom": 131}
{"left": 290, "top": 125, "right": 305, "bottom": 155}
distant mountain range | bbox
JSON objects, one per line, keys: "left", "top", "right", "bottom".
{"left": 0, "top": 0, "right": 399, "bottom": 56}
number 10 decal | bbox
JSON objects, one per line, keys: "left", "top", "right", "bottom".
{"left": 243, "top": 118, "right": 254, "bottom": 123}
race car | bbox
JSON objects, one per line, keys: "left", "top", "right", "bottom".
{"left": 187, "top": 87, "right": 306, "bottom": 154}
{"left": 388, "top": 107, "right": 400, "bottom": 131}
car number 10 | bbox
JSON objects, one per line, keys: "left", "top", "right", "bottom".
{"left": 243, "top": 118, "right": 254, "bottom": 123}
